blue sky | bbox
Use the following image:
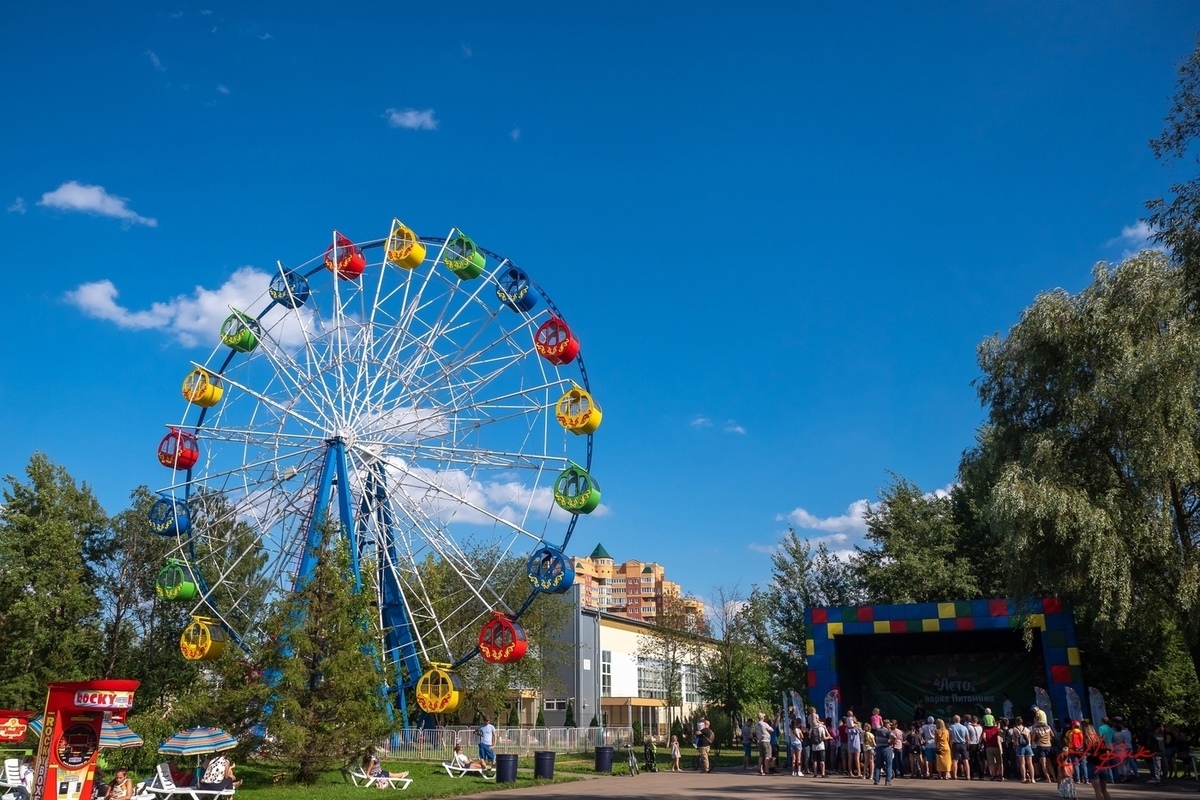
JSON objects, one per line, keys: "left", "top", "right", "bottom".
{"left": 2, "top": 2, "right": 1197, "bottom": 607}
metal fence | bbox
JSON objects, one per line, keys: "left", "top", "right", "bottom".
{"left": 378, "top": 726, "right": 634, "bottom": 761}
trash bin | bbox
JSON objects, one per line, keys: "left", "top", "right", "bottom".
{"left": 496, "top": 753, "right": 519, "bottom": 784}
{"left": 533, "top": 750, "right": 555, "bottom": 779}
{"left": 595, "top": 745, "right": 614, "bottom": 773}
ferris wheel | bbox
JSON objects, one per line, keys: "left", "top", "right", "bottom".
{"left": 148, "top": 220, "right": 601, "bottom": 720}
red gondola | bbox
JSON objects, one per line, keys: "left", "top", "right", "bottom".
{"left": 324, "top": 233, "right": 366, "bottom": 279}
{"left": 478, "top": 611, "right": 528, "bottom": 664}
{"left": 534, "top": 316, "right": 580, "bottom": 365}
{"left": 158, "top": 428, "right": 199, "bottom": 471}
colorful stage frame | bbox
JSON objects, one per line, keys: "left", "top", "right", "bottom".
{"left": 804, "top": 596, "right": 1084, "bottom": 722}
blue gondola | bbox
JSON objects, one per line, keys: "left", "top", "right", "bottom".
{"left": 269, "top": 267, "right": 311, "bottom": 308}
{"left": 496, "top": 266, "right": 537, "bottom": 312}
{"left": 148, "top": 496, "right": 191, "bottom": 536}
{"left": 526, "top": 546, "right": 575, "bottom": 594}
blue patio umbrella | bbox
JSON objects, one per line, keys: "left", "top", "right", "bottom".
{"left": 26, "top": 716, "right": 144, "bottom": 749}
{"left": 158, "top": 726, "right": 237, "bottom": 756}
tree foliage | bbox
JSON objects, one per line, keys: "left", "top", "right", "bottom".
{"left": 636, "top": 594, "right": 709, "bottom": 722}
{"left": 0, "top": 454, "right": 108, "bottom": 709}
{"left": 1148, "top": 37, "right": 1200, "bottom": 301}
{"left": 248, "top": 519, "right": 394, "bottom": 783}
{"left": 696, "top": 585, "right": 771, "bottom": 726}
{"left": 970, "top": 252, "right": 1200, "bottom": 656}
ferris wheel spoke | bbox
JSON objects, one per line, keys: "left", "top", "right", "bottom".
{"left": 238, "top": 323, "right": 343, "bottom": 430}
{"left": 209, "top": 368, "right": 331, "bottom": 436}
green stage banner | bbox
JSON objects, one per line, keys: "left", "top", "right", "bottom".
{"left": 862, "top": 651, "right": 1037, "bottom": 722}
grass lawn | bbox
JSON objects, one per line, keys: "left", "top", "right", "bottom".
{"left": 228, "top": 752, "right": 595, "bottom": 800}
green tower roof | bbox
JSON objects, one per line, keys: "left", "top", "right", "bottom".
{"left": 642, "top": 566, "right": 654, "bottom": 573}
{"left": 589, "top": 542, "right": 613, "bottom": 560}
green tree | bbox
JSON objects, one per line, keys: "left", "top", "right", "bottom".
{"left": 0, "top": 454, "right": 108, "bottom": 708}
{"left": 696, "top": 585, "right": 770, "bottom": 727}
{"left": 564, "top": 698, "right": 576, "bottom": 727}
{"left": 1147, "top": 38, "right": 1200, "bottom": 302}
{"left": 247, "top": 519, "right": 393, "bottom": 783}
{"left": 98, "top": 486, "right": 201, "bottom": 702}
{"left": 635, "top": 594, "right": 709, "bottom": 725}
{"left": 535, "top": 708, "right": 545, "bottom": 727}
{"left": 507, "top": 704, "right": 519, "bottom": 726}
{"left": 854, "top": 477, "right": 1003, "bottom": 604}
{"left": 967, "top": 251, "right": 1200, "bottom": 676}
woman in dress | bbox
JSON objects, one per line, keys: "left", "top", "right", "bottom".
{"left": 669, "top": 735, "right": 682, "bottom": 772}
{"left": 935, "top": 719, "right": 952, "bottom": 779}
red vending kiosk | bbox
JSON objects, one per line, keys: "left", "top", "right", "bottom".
{"left": 31, "top": 680, "right": 139, "bottom": 800}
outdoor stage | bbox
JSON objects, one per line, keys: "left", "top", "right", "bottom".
{"left": 804, "top": 597, "right": 1088, "bottom": 724}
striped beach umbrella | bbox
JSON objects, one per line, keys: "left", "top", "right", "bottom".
{"left": 26, "top": 717, "right": 144, "bottom": 749}
{"left": 158, "top": 726, "right": 237, "bottom": 756}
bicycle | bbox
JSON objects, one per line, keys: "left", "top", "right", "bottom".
{"left": 626, "top": 743, "right": 639, "bottom": 776}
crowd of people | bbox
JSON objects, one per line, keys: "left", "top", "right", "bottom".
{"left": 724, "top": 705, "right": 1187, "bottom": 800}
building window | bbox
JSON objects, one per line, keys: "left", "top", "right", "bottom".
{"left": 543, "top": 698, "right": 567, "bottom": 711}
{"left": 637, "top": 656, "right": 667, "bottom": 699}
{"left": 686, "top": 662, "right": 700, "bottom": 700}
{"left": 601, "top": 650, "right": 612, "bottom": 697}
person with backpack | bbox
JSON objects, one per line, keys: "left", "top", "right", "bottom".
{"left": 1013, "top": 715, "right": 1035, "bottom": 783}
{"left": 809, "top": 716, "right": 828, "bottom": 777}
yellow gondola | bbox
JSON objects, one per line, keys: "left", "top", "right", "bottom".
{"left": 182, "top": 368, "right": 223, "bottom": 408}
{"left": 416, "top": 664, "right": 463, "bottom": 714}
{"left": 385, "top": 219, "right": 426, "bottom": 269}
{"left": 180, "top": 616, "right": 228, "bottom": 661}
{"left": 555, "top": 386, "right": 602, "bottom": 435}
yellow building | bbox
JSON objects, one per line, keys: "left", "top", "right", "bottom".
{"left": 571, "top": 543, "right": 704, "bottom": 622}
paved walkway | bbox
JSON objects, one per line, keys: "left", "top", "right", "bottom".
{"left": 471, "top": 770, "right": 1200, "bottom": 800}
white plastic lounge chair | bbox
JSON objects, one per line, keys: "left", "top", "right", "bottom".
{"left": 0, "top": 760, "right": 20, "bottom": 790}
{"left": 344, "top": 768, "right": 411, "bottom": 790}
{"left": 440, "top": 761, "right": 496, "bottom": 780}
{"left": 142, "top": 763, "right": 233, "bottom": 800}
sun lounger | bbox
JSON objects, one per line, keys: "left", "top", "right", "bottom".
{"left": 0, "top": 760, "right": 20, "bottom": 790}
{"left": 440, "top": 761, "right": 496, "bottom": 780}
{"left": 140, "top": 764, "right": 233, "bottom": 800}
{"left": 343, "top": 768, "right": 411, "bottom": 790}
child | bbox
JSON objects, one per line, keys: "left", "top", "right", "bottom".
{"left": 669, "top": 735, "right": 682, "bottom": 772}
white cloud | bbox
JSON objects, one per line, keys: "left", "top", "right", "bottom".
{"left": 146, "top": 50, "right": 165, "bottom": 71}
{"left": 64, "top": 266, "right": 273, "bottom": 347}
{"left": 385, "top": 108, "right": 438, "bottom": 131}
{"left": 8, "top": 197, "right": 25, "bottom": 214}
{"left": 747, "top": 542, "right": 778, "bottom": 555}
{"left": 217, "top": 84, "right": 230, "bottom": 94}
{"left": 39, "top": 181, "right": 158, "bottom": 228}
{"left": 1107, "top": 220, "right": 1162, "bottom": 257}
{"left": 723, "top": 419, "right": 746, "bottom": 435}
{"left": 779, "top": 498, "right": 870, "bottom": 538}
{"left": 460, "top": 43, "right": 473, "bottom": 58}
{"left": 510, "top": 127, "right": 521, "bottom": 141}
{"left": 691, "top": 415, "right": 712, "bottom": 428}
{"left": 259, "top": 32, "right": 271, "bottom": 41}
{"left": 201, "top": 8, "right": 212, "bottom": 14}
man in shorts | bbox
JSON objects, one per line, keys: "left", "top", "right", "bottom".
{"left": 477, "top": 716, "right": 497, "bottom": 765}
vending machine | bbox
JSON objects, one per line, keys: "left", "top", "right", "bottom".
{"left": 31, "top": 680, "right": 139, "bottom": 800}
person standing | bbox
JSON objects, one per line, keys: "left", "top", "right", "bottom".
{"left": 754, "top": 712, "right": 773, "bottom": 775}
{"left": 669, "top": 735, "right": 682, "bottom": 772}
{"left": 477, "top": 716, "right": 497, "bottom": 765}
{"left": 809, "top": 716, "right": 828, "bottom": 777}
{"left": 920, "top": 716, "right": 938, "bottom": 778}
{"left": 949, "top": 715, "right": 970, "bottom": 780}
{"left": 935, "top": 719, "right": 952, "bottom": 779}
{"left": 697, "top": 718, "right": 715, "bottom": 773}
{"left": 788, "top": 718, "right": 805, "bottom": 777}
{"left": 1031, "top": 714, "right": 1056, "bottom": 784}
{"left": 741, "top": 719, "right": 753, "bottom": 770}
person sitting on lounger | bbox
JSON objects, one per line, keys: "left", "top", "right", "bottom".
{"left": 363, "top": 753, "right": 408, "bottom": 788}
{"left": 197, "top": 754, "right": 240, "bottom": 792}
{"left": 451, "top": 745, "right": 487, "bottom": 771}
